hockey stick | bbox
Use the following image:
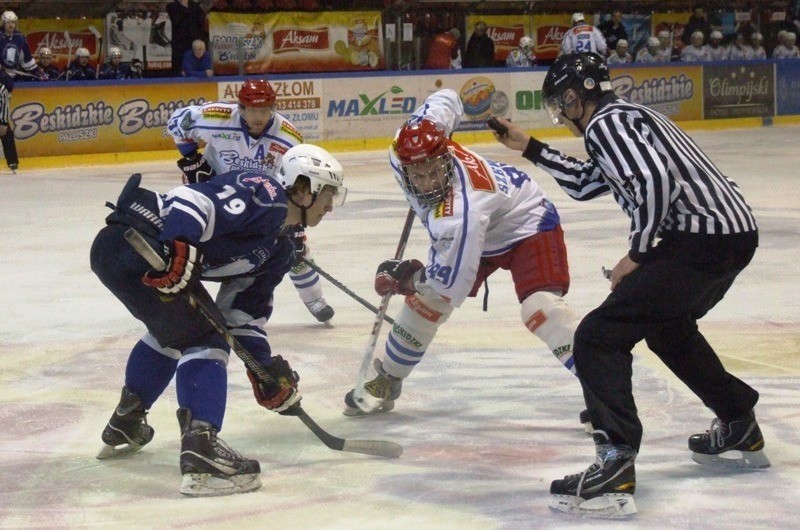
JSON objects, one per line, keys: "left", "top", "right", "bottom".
{"left": 351, "top": 208, "right": 416, "bottom": 410}
{"left": 88, "top": 25, "right": 102, "bottom": 79}
{"left": 300, "top": 257, "right": 394, "bottom": 325}
{"left": 124, "top": 228, "right": 403, "bottom": 459}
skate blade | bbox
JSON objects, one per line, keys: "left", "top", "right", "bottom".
{"left": 96, "top": 441, "right": 146, "bottom": 460}
{"left": 180, "top": 473, "right": 262, "bottom": 497}
{"left": 550, "top": 493, "right": 637, "bottom": 518}
{"left": 692, "top": 449, "right": 771, "bottom": 469}
{"left": 343, "top": 400, "right": 395, "bottom": 417}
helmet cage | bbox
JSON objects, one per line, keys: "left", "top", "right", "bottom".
{"left": 400, "top": 151, "right": 454, "bottom": 208}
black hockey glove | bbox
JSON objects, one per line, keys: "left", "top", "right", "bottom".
{"left": 177, "top": 151, "right": 214, "bottom": 184}
{"left": 282, "top": 224, "right": 308, "bottom": 265}
{"left": 141, "top": 239, "right": 201, "bottom": 295}
{"left": 247, "top": 355, "right": 301, "bottom": 414}
{"left": 375, "top": 259, "right": 424, "bottom": 296}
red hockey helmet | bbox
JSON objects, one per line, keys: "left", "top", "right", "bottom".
{"left": 238, "top": 79, "right": 276, "bottom": 107}
{"left": 394, "top": 119, "right": 454, "bottom": 207}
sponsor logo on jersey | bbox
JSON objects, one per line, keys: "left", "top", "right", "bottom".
{"left": 263, "top": 179, "right": 279, "bottom": 199}
{"left": 405, "top": 296, "right": 444, "bottom": 323}
{"left": 279, "top": 122, "right": 303, "bottom": 143}
{"left": 434, "top": 188, "right": 454, "bottom": 218}
{"left": 448, "top": 142, "right": 495, "bottom": 193}
{"left": 269, "top": 142, "right": 288, "bottom": 155}
{"left": 264, "top": 153, "right": 276, "bottom": 171}
{"left": 212, "top": 132, "right": 242, "bottom": 141}
{"left": 202, "top": 106, "right": 232, "bottom": 119}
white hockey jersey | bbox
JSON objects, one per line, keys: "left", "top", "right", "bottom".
{"left": 681, "top": 44, "right": 710, "bottom": 62}
{"left": 560, "top": 24, "right": 608, "bottom": 56}
{"left": 773, "top": 44, "right": 800, "bottom": 59}
{"left": 636, "top": 48, "right": 667, "bottom": 63}
{"left": 389, "top": 89, "right": 560, "bottom": 307}
{"left": 167, "top": 101, "right": 303, "bottom": 178}
{"left": 706, "top": 44, "right": 729, "bottom": 61}
{"left": 727, "top": 45, "right": 754, "bottom": 60}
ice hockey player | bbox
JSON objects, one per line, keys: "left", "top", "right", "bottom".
{"left": 65, "top": 47, "right": 96, "bottom": 81}
{"left": 167, "top": 79, "right": 336, "bottom": 323}
{"left": 91, "top": 144, "right": 347, "bottom": 496}
{"left": 98, "top": 46, "right": 142, "bottom": 79}
{"left": 0, "top": 11, "right": 47, "bottom": 81}
{"left": 343, "top": 88, "right": 583, "bottom": 421}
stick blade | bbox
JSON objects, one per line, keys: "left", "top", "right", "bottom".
{"left": 342, "top": 439, "right": 403, "bottom": 459}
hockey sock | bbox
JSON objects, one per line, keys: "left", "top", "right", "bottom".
{"left": 290, "top": 262, "right": 323, "bottom": 304}
{"left": 176, "top": 352, "right": 228, "bottom": 430}
{"left": 521, "top": 291, "right": 580, "bottom": 375}
{"left": 124, "top": 334, "right": 179, "bottom": 409}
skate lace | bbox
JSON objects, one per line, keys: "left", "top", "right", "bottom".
{"left": 707, "top": 418, "right": 729, "bottom": 449}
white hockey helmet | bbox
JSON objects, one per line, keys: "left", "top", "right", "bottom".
{"left": 108, "top": 46, "right": 122, "bottom": 59}
{"left": 572, "top": 12, "right": 585, "bottom": 24}
{"left": 647, "top": 36, "right": 660, "bottom": 48}
{"left": 788, "top": 32, "right": 798, "bottom": 42}
{"left": 278, "top": 144, "right": 347, "bottom": 206}
{"left": 710, "top": 30, "right": 723, "bottom": 40}
{"left": 519, "top": 36, "right": 534, "bottom": 49}
{"left": 658, "top": 30, "right": 670, "bottom": 39}
{"left": 75, "top": 47, "right": 91, "bottom": 58}
{"left": 752, "top": 32, "right": 763, "bottom": 42}
{"left": 2, "top": 11, "right": 18, "bottom": 24}
{"left": 38, "top": 47, "right": 53, "bottom": 58}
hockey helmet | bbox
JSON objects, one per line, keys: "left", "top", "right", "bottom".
{"left": 710, "top": 30, "right": 723, "bottom": 41}
{"left": 572, "top": 12, "right": 585, "bottom": 24}
{"left": 394, "top": 119, "right": 454, "bottom": 207}
{"left": 38, "top": 47, "right": 53, "bottom": 59}
{"left": 520, "top": 36, "right": 534, "bottom": 49}
{"left": 647, "top": 36, "right": 660, "bottom": 49}
{"left": 277, "top": 144, "right": 347, "bottom": 207}
{"left": 542, "top": 52, "right": 612, "bottom": 125}
{"left": 752, "top": 32, "right": 763, "bottom": 42}
{"left": 2, "top": 11, "right": 17, "bottom": 24}
{"left": 108, "top": 46, "right": 122, "bottom": 60}
{"left": 75, "top": 47, "right": 91, "bottom": 58}
{"left": 238, "top": 79, "right": 276, "bottom": 108}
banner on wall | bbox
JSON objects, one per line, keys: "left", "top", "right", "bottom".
{"left": 217, "top": 78, "right": 324, "bottom": 141}
{"left": 10, "top": 82, "right": 217, "bottom": 157}
{"left": 532, "top": 14, "right": 571, "bottom": 61}
{"left": 610, "top": 65, "right": 703, "bottom": 121}
{"left": 703, "top": 63, "right": 774, "bottom": 119}
{"left": 776, "top": 61, "right": 800, "bottom": 115}
{"left": 210, "top": 11, "right": 384, "bottom": 74}
{"left": 651, "top": 13, "right": 691, "bottom": 53}
{"left": 106, "top": 11, "right": 172, "bottom": 71}
{"left": 22, "top": 19, "right": 105, "bottom": 71}
{"left": 465, "top": 16, "right": 531, "bottom": 63}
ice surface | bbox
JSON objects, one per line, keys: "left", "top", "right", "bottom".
{"left": 1, "top": 126, "right": 798, "bottom": 529}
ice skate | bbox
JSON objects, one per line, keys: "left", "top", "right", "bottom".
{"left": 688, "top": 410, "right": 770, "bottom": 469}
{"left": 550, "top": 431, "right": 637, "bottom": 518}
{"left": 8, "top": 163, "right": 18, "bottom": 174}
{"left": 97, "top": 386, "right": 154, "bottom": 459}
{"left": 177, "top": 408, "right": 261, "bottom": 497}
{"left": 343, "top": 359, "right": 402, "bottom": 417}
{"left": 304, "top": 296, "right": 334, "bottom": 323}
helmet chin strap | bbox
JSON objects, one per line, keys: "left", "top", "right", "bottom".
{"left": 288, "top": 194, "right": 318, "bottom": 228}
{"left": 563, "top": 92, "right": 588, "bottom": 134}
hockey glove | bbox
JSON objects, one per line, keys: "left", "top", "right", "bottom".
{"left": 282, "top": 224, "right": 308, "bottom": 264}
{"left": 375, "top": 259, "right": 424, "bottom": 296}
{"left": 247, "top": 355, "right": 301, "bottom": 414}
{"left": 141, "top": 239, "right": 201, "bottom": 295}
{"left": 177, "top": 151, "right": 214, "bottom": 184}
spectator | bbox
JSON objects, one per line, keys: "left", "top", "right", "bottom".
{"left": 505, "top": 36, "right": 536, "bottom": 67}
{"left": 751, "top": 32, "right": 767, "bottom": 59}
{"left": 681, "top": 31, "right": 710, "bottom": 62}
{"left": 560, "top": 12, "right": 607, "bottom": 56}
{"left": 463, "top": 21, "right": 495, "bottom": 68}
{"left": 65, "top": 47, "right": 97, "bottom": 81}
{"left": 606, "top": 39, "right": 633, "bottom": 64}
{"left": 636, "top": 37, "right": 665, "bottom": 63}
{"left": 99, "top": 46, "right": 142, "bottom": 79}
{"left": 682, "top": 5, "right": 711, "bottom": 46}
{"left": 773, "top": 31, "right": 800, "bottom": 59}
{"left": 167, "top": 0, "right": 208, "bottom": 77}
{"left": 599, "top": 10, "right": 628, "bottom": 54}
{"left": 424, "top": 28, "right": 461, "bottom": 70}
{"left": 727, "top": 33, "right": 753, "bottom": 60}
{"left": 182, "top": 39, "right": 213, "bottom": 77}
{"left": 706, "top": 30, "right": 728, "bottom": 61}
{"left": 27, "top": 47, "right": 62, "bottom": 81}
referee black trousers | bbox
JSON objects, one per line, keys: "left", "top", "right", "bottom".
{"left": 573, "top": 231, "right": 760, "bottom": 452}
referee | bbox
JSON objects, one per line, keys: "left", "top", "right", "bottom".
{"left": 0, "top": 70, "right": 18, "bottom": 173}
{"left": 492, "top": 52, "right": 768, "bottom": 517}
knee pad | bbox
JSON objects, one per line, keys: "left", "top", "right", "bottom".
{"left": 521, "top": 291, "right": 580, "bottom": 375}
{"left": 381, "top": 293, "right": 454, "bottom": 379}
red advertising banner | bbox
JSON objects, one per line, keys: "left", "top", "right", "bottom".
{"left": 532, "top": 14, "right": 572, "bottom": 61}
{"left": 22, "top": 19, "right": 104, "bottom": 71}
{"left": 210, "top": 11, "right": 384, "bottom": 74}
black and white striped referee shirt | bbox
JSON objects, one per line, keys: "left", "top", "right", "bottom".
{"left": 0, "top": 81, "right": 9, "bottom": 126}
{"left": 523, "top": 93, "right": 757, "bottom": 262}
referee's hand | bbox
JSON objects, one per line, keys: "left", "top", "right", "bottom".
{"left": 490, "top": 116, "right": 530, "bottom": 152}
{"left": 609, "top": 255, "right": 640, "bottom": 290}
